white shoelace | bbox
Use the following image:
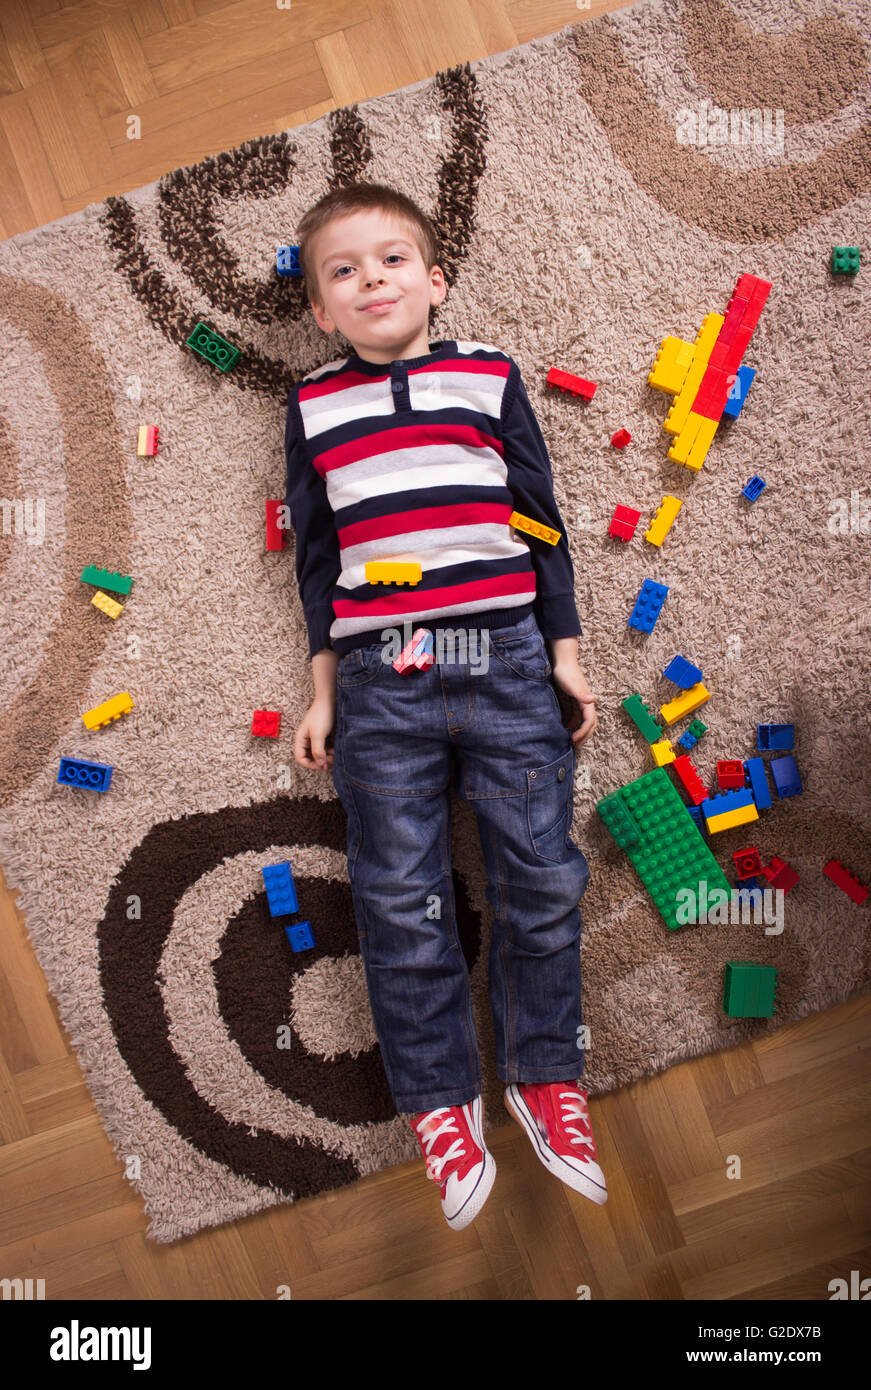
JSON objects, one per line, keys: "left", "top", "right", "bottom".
{"left": 415, "top": 1108, "right": 467, "bottom": 1184}
{"left": 557, "top": 1091, "right": 595, "bottom": 1151}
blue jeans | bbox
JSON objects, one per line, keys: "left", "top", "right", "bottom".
{"left": 331, "top": 610, "right": 591, "bottom": 1115}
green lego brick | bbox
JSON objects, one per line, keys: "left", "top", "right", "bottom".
{"left": 186, "top": 321, "right": 241, "bottom": 372}
{"left": 596, "top": 766, "right": 732, "bottom": 931}
{"left": 622, "top": 692, "right": 663, "bottom": 743}
{"left": 723, "top": 961, "right": 777, "bottom": 1017}
{"left": 685, "top": 718, "right": 707, "bottom": 740}
{"left": 830, "top": 246, "right": 860, "bottom": 276}
{"left": 80, "top": 565, "right": 133, "bottom": 595}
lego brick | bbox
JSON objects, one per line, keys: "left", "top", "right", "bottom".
{"left": 276, "top": 245, "right": 302, "bottom": 276}
{"left": 621, "top": 693, "right": 663, "bottom": 742}
{"left": 658, "top": 313, "right": 724, "bottom": 436}
{"left": 668, "top": 411, "right": 719, "bottom": 470}
{"left": 597, "top": 766, "right": 732, "bottom": 931}
{"left": 57, "top": 757, "right": 113, "bottom": 792}
{"left": 650, "top": 739, "right": 676, "bottom": 766}
{"left": 647, "top": 336, "right": 696, "bottom": 394}
{"left": 252, "top": 710, "right": 281, "bottom": 737}
{"left": 743, "top": 757, "right": 772, "bottom": 810}
{"left": 394, "top": 628, "right": 432, "bottom": 674}
{"left": 663, "top": 655, "right": 702, "bottom": 689}
{"left": 81, "top": 565, "right": 133, "bottom": 596}
{"left": 611, "top": 428, "right": 631, "bottom": 448}
{"left": 742, "top": 474, "right": 766, "bottom": 501}
{"left": 644, "top": 495, "right": 682, "bottom": 547}
{"left": 822, "top": 858, "right": 868, "bottom": 905}
{"left": 547, "top": 367, "right": 597, "bottom": 400}
{"left": 509, "top": 511, "right": 561, "bottom": 545}
{"left": 761, "top": 855, "right": 799, "bottom": 892}
{"left": 757, "top": 723, "right": 794, "bottom": 750}
{"left": 831, "top": 246, "right": 860, "bottom": 276}
{"left": 659, "top": 682, "right": 710, "bottom": 725}
{"left": 722, "top": 365, "right": 757, "bottom": 419}
{"left": 671, "top": 753, "right": 707, "bottom": 805}
{"left": 266, "top": 499, "right": 287, "bottom": 551}
{"left": 770, "top": 754, "right": 802, "bottom": 797}
{"left": 686, "top": 804, "right": 706, "bottom": 835}
{"left": 186, "top": 321, "right": 241, "bottom": 373}
{"left": 91, "top": 590, "right": 123, "bottom": 619}
{"left": 723, "top": 961, "right": 777, "bottom": 1017}
{"left": 262, "top": 862, "right": 298, "bottom": 916}
{"left": 81, "top": 692, "right": 134, "bottom": 730}
{"left": 608, "top": 504, "right": 642, "bottom": 541}
{"left": 285, "top": 921, "right": 315, "bottom": 951}
{"left": 137, "top": 425, "right": 159, "bottom": 456}
{"left": 700, "top": 787, "right": 757, "bottom": 832}
{"left": 628, "top": 579, "right": 668, "bottom": 634}
{"left": 733, "top": 847, "right": 763, "bottom": 878}
{"left": 365, "top": 561, "right": 422, "bottom": 585}
{"left": 676, "top": 717, "right": 708, "bottom": 752}
{"left": 717, "top": 759, "right": 746, "bottom": 791}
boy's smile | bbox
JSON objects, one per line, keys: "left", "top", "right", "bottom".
{"left": 308, "top": 208, "right": 447, "bottom": 364}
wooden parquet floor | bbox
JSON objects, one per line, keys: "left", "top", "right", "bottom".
{"left": 1, "top": 0, "right": 870, "bottom": 1301}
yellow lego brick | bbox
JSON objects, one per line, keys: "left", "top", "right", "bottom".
{"left": 647, "top": 337, "right": 696, "bottom": 394}
{"left": 650, "top": 739, "right": 676, "bottom": 766}
{"left": 668, "top": 413, "right": 719, "bottom": 471}
{"left": 645, "top": 495, "right": 683, "bottom": 547}
{"left": 82, "top": 691, "right": 134, "bottom": 730}
{"left": 662, "top": 313, "right": 724, "bottom": 437}
{"left": 509, "top": 511, "right": 561, "bottom": 545}
{"left": 365, "top": 562, "right": 422, "bottom": 585}
{"left": 705, "top": 803, "right": 759, "bottom": 834}
{"left": 659, "top": 682, "right": 710, "bottom": 726}
{"left": 91, "top": 590, "right": 124, "bottom": 619}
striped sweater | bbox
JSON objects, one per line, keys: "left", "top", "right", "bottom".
{"left": 284, "top": 338, "right": 582, "bottom": 658}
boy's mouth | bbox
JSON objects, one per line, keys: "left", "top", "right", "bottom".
{"left": 360, "top": 299, "right": 398, "bottom": 313}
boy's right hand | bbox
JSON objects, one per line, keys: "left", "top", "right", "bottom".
{"left": 294, "top": 695, "right": 336, "bottom": 771}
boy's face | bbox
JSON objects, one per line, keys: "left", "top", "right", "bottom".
{"left": 307, "top": 209, "right": 447, "bottom": 363}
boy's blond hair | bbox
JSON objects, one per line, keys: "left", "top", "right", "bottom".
{"left": 295, "top": 181, "right": 441, "bottom": 309}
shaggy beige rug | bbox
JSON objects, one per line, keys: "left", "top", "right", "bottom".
{"left": 1, "top": 0, "right": 869, "bottom": 1242}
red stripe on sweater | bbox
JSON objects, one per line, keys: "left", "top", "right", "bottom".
{"left": 339, "top": 502, "right": 514, "bottom": 547}
{"left": 316, "top": 422, "right": 503, "bottom": 477}
{"left": 333, "top": 571, "right": 536, "bottom": 619}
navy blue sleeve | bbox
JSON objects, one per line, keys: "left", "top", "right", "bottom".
{"left": 285, "top": 389, "right": 342, "bottom": 659}
{"left": 500, "top": 361, "right": 583, "bottom": 640}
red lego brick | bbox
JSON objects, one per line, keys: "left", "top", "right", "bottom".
{"left": 822, "top": 858, "right": 868, "bottom": 905}
{"left": 611, "top": 428, "right": 632, "bottom": 448}
{"left": 717, "top": 759, "right": 746, "bottom": 790}
{"left": 608, "top": 504, "right": 642, "bottom": 541}
{"left": 733, "top": 846, "right": 763, "bottom": 878}
{"left": 761, "top": 855, "right": 799, "bottom": 893}
{"left": 252, "top": 710, "right": 281, "bottom": 737}
{"left": 266, "top": 499, "right": 287, "bottom": 551}
{"left": 671, "top": 753, "right": 708, "bottom": 805}
{"left": 546, "top": 367, "right": 597, "bottom": 401}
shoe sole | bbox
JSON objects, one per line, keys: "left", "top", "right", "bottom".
{"left": 504, "top": 1084, "right": 607, "bottom": 1205}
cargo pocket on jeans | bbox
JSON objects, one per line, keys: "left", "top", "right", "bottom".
{"left": 526, "top": 745, "right": 575, "bottom": 863}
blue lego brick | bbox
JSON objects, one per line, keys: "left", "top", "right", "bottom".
{"left": 741, "top": 474, "right": 766, "bottom": 502}
{"left": 628, "top": 579, "right": 669, "bottom": 634}
{"left": 723, "top": 365, "right": 757, "bottom": 419}
{"left": 57, "top": 756, "right": 113, "bottom": 792}
{"left": 413, "top": 630, "right": 434, "bottom": 657}
{"left": 699, "top": 787, "right": 756, "bottom": 829}
{"left": 663, "top": 654, "right": 703, "bottom": 689}
{"left": 261, "top": 862, "right": 299, "bottom": 915}
{"left": 757, "top": 723, "right": 794, "bottom": 751}
{"left": 285, "top": 921, "right": 315, "bottom": 951}
{"left": 744, "top": 756, "right": 772, "bottom": 810}
{"left": 770, "top": 754, "right": 803, "bottom": 798}
{"left": 276, "top": 245, "right": 302, "bottom": 277}
{"left": 686, "top": 804, "right": 706, "bottom": 835}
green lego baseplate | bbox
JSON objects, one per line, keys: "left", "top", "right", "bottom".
{"left": 723, "top": 960, "right": 778, "bottom": 1017}
{"left": 597, "top": 765, "right": 732, "bottom": 931}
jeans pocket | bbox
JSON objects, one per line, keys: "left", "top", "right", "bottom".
{"left": 336, "top": 643, "right": 385, "bottom": 688}
{"left": 526, "top": 746, "right": 575, "bottom": 862}
{"left": 490, "top": 626, "right": 552, "bottom": 681}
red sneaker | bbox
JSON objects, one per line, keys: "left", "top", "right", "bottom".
{"left": 504, "top": 1081, "right": 607, "bottom": 1205}
{"left": 410, "top": 1097, "right": 496, "bottom": 1230}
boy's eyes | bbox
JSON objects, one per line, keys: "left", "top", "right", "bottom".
{"left": 332, "top": 254, "right": 405, "bottom": 278}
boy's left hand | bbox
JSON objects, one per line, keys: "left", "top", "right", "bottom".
{"left": 550, "top": 660, "right": 597, "bottom": 746}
